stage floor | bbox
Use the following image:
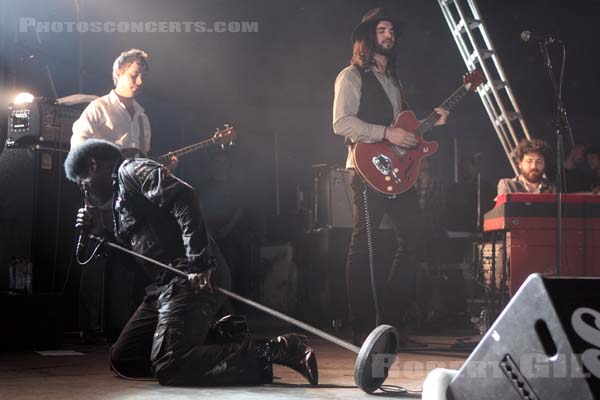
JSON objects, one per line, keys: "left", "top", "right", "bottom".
{"left": 0, "top": 333, "right": 472, "bottom": 400}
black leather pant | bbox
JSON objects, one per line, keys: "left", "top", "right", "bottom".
{"left": 345, "top": 171, "right": 422, "bottom": 334}
{"left": 109, "top": 262, "right": 267, "bottom": 386}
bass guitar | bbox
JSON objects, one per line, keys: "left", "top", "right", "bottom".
{"left": 157, "top": 125, "right": 236, "bottom": 164}
{"left": 121, "top": 125, "right": 236, "bottom": 163}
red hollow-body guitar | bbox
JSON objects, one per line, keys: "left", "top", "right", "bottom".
{"left": 352, "top": 70, "right": 485, "bottom": 195}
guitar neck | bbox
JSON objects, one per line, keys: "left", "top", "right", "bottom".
{"left": 158, "top": 139, "right": 214, "bottom": 163}
{"left": 416, "top": 85, "right": 471, "bottom": 136}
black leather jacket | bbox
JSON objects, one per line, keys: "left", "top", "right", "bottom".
{"left": 111, "top": 158, "right": 216, "bottom": 282}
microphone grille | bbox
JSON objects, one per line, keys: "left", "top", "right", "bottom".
{"left": 520, "top": 30, "right": 532, "bottom": 42}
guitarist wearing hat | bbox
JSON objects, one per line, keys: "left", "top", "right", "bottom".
{"left": 333, "top": 8, "right": 449, "bottom": 345}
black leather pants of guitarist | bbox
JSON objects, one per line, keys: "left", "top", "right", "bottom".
{"left": 345, "top": 171, "right": 422, "bottom": 344}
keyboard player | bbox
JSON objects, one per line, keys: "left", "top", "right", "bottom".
{"left": 497, "top": 138, "right": 556, "bottom": 195}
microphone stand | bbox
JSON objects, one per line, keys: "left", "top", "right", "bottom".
{"left": 537, "top": 39, "right": 574, "bottom": 277}
{"left": 474, "top": 154, "right": 482, "bottom": 231}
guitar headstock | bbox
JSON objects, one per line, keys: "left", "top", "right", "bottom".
{"left": 212, "top": 124, "right": 236, "bottom": 149}
{"left": 463, "top": 69, "right": 486, "bottom": 92}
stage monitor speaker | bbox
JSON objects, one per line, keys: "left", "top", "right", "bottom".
{"left": 0, "top": 147, "right": 80, "bottom": 294}
{"left": 447, "top": 274, "right": 600, "bottom": 400}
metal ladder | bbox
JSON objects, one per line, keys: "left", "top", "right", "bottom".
{"left": 438, "top": 0, "right": 531, "bottom": 174}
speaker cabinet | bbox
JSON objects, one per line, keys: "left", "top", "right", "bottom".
{"left": 312, "top": 165, "right": 354, "bottom": 228}
{"left": 258, "top": 243, "right": 298, "bottom": 315}
{"left": 0, "top": 147, "right": 80, "bottom": 294}
{"left": 447, "top": 274, "right": 600, "bottom": 400}
{"left": 311, "top": 165, "right": 392, "bottom": 229}
{"left": 297, "top": 228, "right": 351, "bottom": 327}
{"left": 1, "top": 293, "right": 64, "bottom": 350}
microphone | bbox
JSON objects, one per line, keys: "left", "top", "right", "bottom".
{"left": 521, "top": 30, "right": 556, "bottom": 43}
{"left": 76, "top": 190, "right": 91, "bottom": 261}
{"left": 76, "top": 228, "right": 87, "bottom": 257}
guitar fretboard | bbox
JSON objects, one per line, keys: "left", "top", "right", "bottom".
{"left": 157, "top": 138, "right": 217, "bottom": 164}
{"left": 416, "top": 85, "right": 470, "bottom": 136}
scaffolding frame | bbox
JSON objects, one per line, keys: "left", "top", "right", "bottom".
{"left": 438, "top": 0, "right": 531, "bottom": 174}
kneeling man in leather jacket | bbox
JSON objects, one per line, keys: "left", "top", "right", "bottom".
{"left": 65, "top": 139, "right": 318, "bottom": 386}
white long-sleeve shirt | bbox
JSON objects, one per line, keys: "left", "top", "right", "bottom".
{"left": 70, "top": 90, "right": 151, "bottom": 154}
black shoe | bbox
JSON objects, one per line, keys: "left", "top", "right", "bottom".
{"left": 267, "top": 333, "right": 318, "bottom": 386}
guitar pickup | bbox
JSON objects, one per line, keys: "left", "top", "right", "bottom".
{"left": 372, "top": 155, "right": 392, "bottom": 175}
{"left": 372, "top": 155, "right": 401, "bottom": 183}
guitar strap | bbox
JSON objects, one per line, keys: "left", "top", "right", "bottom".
{"left": 394, "top": 75, "right": 412, "bottom": 112}
{"left": 138, "top": 115, "right": 146, "bottom": 155}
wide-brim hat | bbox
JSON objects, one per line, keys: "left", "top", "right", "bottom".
{"left": 351, "top": 7, "right": 401, "bottom": 43}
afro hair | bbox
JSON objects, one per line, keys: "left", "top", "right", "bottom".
{"left": 64, "top": 139, "right": 122, "bottom": 182}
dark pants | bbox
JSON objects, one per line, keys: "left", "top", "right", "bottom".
{"left": 109, "top": 262, "right": 266, "bottom": 386}
{"left": 345, "top": 171, "right": 422, "bottom": 334}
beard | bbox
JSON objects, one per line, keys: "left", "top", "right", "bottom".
{"left": 522, "top": 169, "right": 543, "bottom": 184}
{"left": 375, "top": 41, "right": 394, "bottom": 55}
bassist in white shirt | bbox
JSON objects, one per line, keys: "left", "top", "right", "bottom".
{"left": 71, "top": 48, "right": 151, "bottom": 157}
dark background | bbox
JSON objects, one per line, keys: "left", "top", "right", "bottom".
{"left": 1, "top": 0, "right": 599, "bottom": 229}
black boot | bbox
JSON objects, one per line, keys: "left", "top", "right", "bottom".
{"left": 257, "top": 333, "right": 318, "bottom": 386}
